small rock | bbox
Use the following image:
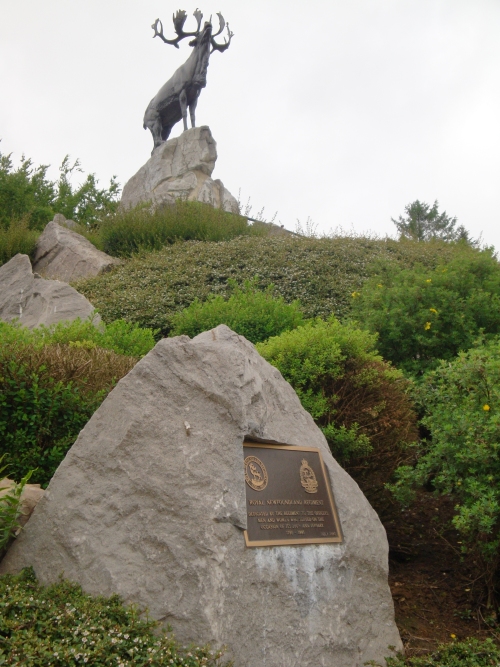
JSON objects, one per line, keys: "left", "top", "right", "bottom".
{"left": 32, "top": 221, "right": 120, "bottom": 282}
{"left": 0, "top": 254, "right": 99, "bottom": 329}
{"left": 0, "top": 478, "right": 45, "bottom": 531}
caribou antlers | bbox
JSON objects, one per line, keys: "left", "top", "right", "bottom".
{"left": 211, "top": 12, "right": 233, "bottom": 53}
{"left": 151, "top": 9, "right": 233, "bottom": 52}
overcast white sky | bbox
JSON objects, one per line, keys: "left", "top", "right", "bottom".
{"left": 1, "top": 1, "right": 499, "bottom": 247}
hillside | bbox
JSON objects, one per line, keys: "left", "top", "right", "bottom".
{"left": 76, "top": 235, "right": 476, "bottom": 336}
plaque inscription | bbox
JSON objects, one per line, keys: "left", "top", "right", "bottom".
{"left": 243, "top": 443, "right": 343, "bottom": 547}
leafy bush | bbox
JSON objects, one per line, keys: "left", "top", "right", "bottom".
{"left": 369, "top": 638, "right": 500, "bottom": 666}
{"left": 0, "top": 568, "right": 230, "bottom": 666}
{"left": 170, "top": 281, "right": 305, "bottom": 344}
{"left": 0, "top": 317, "right": 157, "bottom": 357}
{"left": 0, "top": 218, "right": 39, "bottom": 266}
{"left": 0, "top": 341, "right": 136, "bottom": 485}
{"left": 0, "top": 457, "right": 33, "bottom": 557}
{"left": 257, "top": 318, "right": 418, "bottom": 465}
{"left": 0, "top": 151, "right": 119, "bottom": 231}
{"left": 77, "top": 235, "right": 476, "bottom": 337}
{"left": 388, "top": 339, "right": 500, "bottom": 597}
{"left": 92, "top": 200, "right": 261, "bottom": 257}
{"left": 351, "top": 252, "right": 500, "bottom": 377}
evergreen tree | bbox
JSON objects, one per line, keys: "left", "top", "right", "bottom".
{"left": 392, "top": 200, "right": 473, "bottom": 244}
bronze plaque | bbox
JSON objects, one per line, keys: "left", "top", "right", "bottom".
{"left": 243, "top": 443, "right": 343, "bottom": 547}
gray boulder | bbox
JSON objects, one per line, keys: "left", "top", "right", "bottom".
{"left": 0, "top": 325, "right": 402, "bottom": 666}
{"left": 32, "top": 221, "right": 120, "bottom": 283}
{"left": 52, "top": 213, "right": 78, "bottom": 230}
{"left": 0, "top": 254, "right": 99, "bottom": 328}
{"left": 121, "top": 126, "right": 239, "bottom": 214}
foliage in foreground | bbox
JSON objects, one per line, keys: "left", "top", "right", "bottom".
{"left": 0, "top": 568, "right": 229, "bottom": 666}
{"left": 0, "top": 457, "right": 33, "bottom": 558}
{"left": 88, "top": 200, "right": 262, "bottom": 257}
{"left": 389, "top": 339, "right": 500, "bottom": 598}
{"left": 76, "top": 236, "right": 476, "bottom": 337}
{"left": 369, "top": 638, "right": 500, "bottom": 666}
{"left": 351, "top": 252, "right": 500, "bottom": 377}
{"left": 257, "top": 318, "right": 418, "bottom": 465}
{"left": 0, "top": 318, "right": 157, "bottom": 357}
{"left": 0, "top": 337, "right": 137, "bottom": 485}
{"left": 170, "top": 281, "right": 305, "bottom": 344}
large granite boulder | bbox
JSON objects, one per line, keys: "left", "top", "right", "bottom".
{"left": 0, "top": 325, "right": 402, "bottom": 666}
{"left": 0, "top": 254, "right": 99, "bottom": 328}
{"left": 32, "top": 220, "right": 120, "bottom": 282}
{"left": 121, "top": 126, "right": 239, "bottom": 214}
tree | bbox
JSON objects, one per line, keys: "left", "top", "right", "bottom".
{"left": 392, "top": 199, "right": 473, "bottom": 244}
{"left": 0, "top": 148, "right": 120, "bottom": 231}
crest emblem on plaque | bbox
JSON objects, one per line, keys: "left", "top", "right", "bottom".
{"left": 300, "top": 459, "right": 319, "bottom": 493}
{"left": 244, "top": 456, "right": 268, "bottom": 491}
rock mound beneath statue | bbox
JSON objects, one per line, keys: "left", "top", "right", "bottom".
{"left": 32, "top": 220, "right": 120, "bottom": 282}
{"left": 0, "top": 254, "right": 99, "bottom": 329}
{"left": 121, "top": 126, "right": 239, "bottom": 213}
{"left": 0, "top": 325, "right": 402, "bottom": 666}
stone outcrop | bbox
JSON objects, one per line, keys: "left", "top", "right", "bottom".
{"left": 0, "top": 325, "right": 402, "bottom": 666}
{"left": 0, "top": 479, "right": 45, "bottom": 531}
{"left": 32, "top": 220, "right": 120, "bottom": 282}
{"left": 121, "top": 126, "right": 239, "bottom": 213}
{"left": 52, "top": 213, "right": 78, "bottom": 230}
{"left": 0, "top": 254, "right": 99, "bottom": 329}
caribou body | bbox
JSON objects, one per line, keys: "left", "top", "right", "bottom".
{"left": 143, "top": 9, "right": 233, "bottom": 153}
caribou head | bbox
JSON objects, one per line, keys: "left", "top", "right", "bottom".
{"left": 143, "top": 9, "right": 233, "bottom": 153}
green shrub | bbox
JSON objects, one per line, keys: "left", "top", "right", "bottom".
{"left": 170, "top": 281, "right": 305, "bottom": 344}
{"left": 0, "top": 218, "right": 39, "bottom": 266}
{"left": 0, "top": 341, "right": 136, "bottom": 485}
{"left": 92, "top": 200, "right": 262, "bottom": 257}
{"left": 76, "top": 236, "right": 476, "bottom": 337}
{"left": 0, "top": 457, "right": 34, "bottom": 557}
{"left": 388, "top": 339, "right": 500, "bottom": 596}
{"left": 351, "top": 252, "right": 500, "bottom": 377}
{"left": 368, "top": 638, "right": 500, "bottom": 666}
{"left": 0, "top": 568, "right": 230, "bottom": 666}
{"left": 257, "top": 318, "right": 418, "bottom": 465}
{"left": 0, "top": 317, "right": 157, "bottom": 357}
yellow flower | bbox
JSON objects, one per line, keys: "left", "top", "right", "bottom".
{"left": 351, "top": 292, "right": 360, "bottom": 298}
{"left": 425, "top": 279, "right": 432, "bottom": 283}
{"left": 483, "top": 404, "right": 490, "bottom": 411}
{"left": 450, "top": 633, "right": 456, "bottom": 639}
{"left": 424, "top": 322, "right": 431, "bottom": 330}
{"left": 377, "top": 284, "right": 383, "bottom": 288}
{"left": 429, "top": 308, "right": 438, "bottom": 314}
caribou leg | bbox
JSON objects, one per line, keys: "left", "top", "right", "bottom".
{"left": 143, "top": 106, "right": 164, "bottom": 154}
{"left": 179, "top": 89, "right": 188, "bottom": 132}
{"left": 189, "top": 91, "right": 199, "bottom": 128}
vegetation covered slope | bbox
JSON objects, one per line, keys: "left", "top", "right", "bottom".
{"left": 76, "top": 235, "right": 476, "bottom": 336}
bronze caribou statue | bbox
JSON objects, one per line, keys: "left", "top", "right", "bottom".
{"left": 143, "top": 9, "right": 233, "bottom": 153}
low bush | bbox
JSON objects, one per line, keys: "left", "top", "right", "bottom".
{"left": 351, "top": 252, "right": 500, "bottom": 377}
{"left": 256, "top": 317, "right": 418, "bottom": 466}
{"left": 369, "top": 638, "right": 500, "bottom": 666}
{"left": 0, "top": 341, "right": 136, "bottom": 485}
{"left": 0, "top": 218, "right": 39, "bottom": 266}
{"left": 0, "top": 317, "right": 157, "bottom": 357}
{"left": 76, "top": 236, "right": 476, "bottom": 337}
{"left": 91, "top": 200, "right": 261, "bottom": 257}
{"left": 389, "top": 339, "right": 500, "bottom": 600}
{"left": 0, "top": 568, "right": 230, "bottom": 666}
{"left": 170, "top": 281, "right": 305, "bottom": 344}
